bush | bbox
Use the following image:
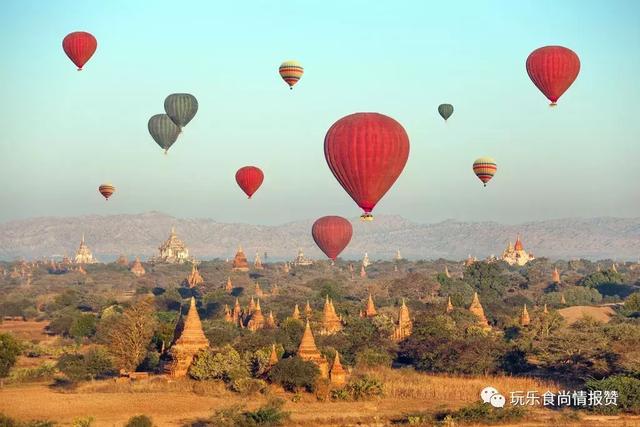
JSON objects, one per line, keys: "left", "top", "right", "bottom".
{"left": 124, "top": 415, "right": 153, "bottom": 427}
{"left": 72, "top": 417, "right": 94, "bottom": 427}
{"left": 245, "top": 398, "right": 290, "bottom": 426}
{"left": 354, "top": 348, "right": 392, "bottom": 368}
{"left": 0, "top": 333, "right": 22, "bottom": 383}
{"left": 8, "top": 363, "right": 56, "bottom": 383}
{"left": 344, "top": 376, "right": 384, "bottom": 400}
{"left": 586, "top": 376, "right": 640, "bottom": 414}
{"left": 267, "top": 357, "right": 319, "bottom": 392}
{"left": 230, "top": 378, "right": 267, "bottom": 395}
{"left": 436, "top": 401, "right": 526, "bottom": 424}
{"left": 189, "top": 346, "right": 250, "bottom": 384}
{"left": 57, "top": 348, "right": 115, "bottom": 382}
{"left": 205, "top": 398, "right": 290, "bottom": 427}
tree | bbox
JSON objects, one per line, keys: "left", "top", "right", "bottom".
{"left": 105, "top": 298, "right": 156, "bottom": 372}
{"left": 189, "top": 345, "right": 250, "bottom": 383}
{"left": 267, "top": 356, "right": 319, "bottom": 392}
{"left": 623, "top": 292, "right": 640, "bottom": 317}
{"left": 0, "top": 333, "right": 21, "bottom": 387}
{"left": 70, "top": 313, "right": 97, "bottom": 339}
{"left": 580, "top": 270, "right": 623, "bottom": 288}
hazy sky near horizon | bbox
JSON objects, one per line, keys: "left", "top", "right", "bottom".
{"left": 1, "top": 0, "right": 639, "bottom": 226}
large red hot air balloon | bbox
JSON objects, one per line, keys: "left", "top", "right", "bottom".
{"left": 526, "top": 46, "right": 580, "bottom": 106}
{"left": 62, "top": 32, "right": 97, "bottom": 70}
{"left": 235, "top": 166, "right": 264, "bottom": 198}
{"left": 312, "top": 216, "right": 353, "bottom": 260}
{"left": 324, "top": 113, "right": 410, "bottom": 221}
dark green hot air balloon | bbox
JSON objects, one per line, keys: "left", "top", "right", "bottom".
{"left": 148, "top": 114, "right": 181, "bottom": 154}
{"left": 438, "top": 104, "right": 454, "bottom": 121}
{"left": 164, "top": 93, "right": 198, "bottom": 129}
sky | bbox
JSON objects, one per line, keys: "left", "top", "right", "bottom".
{"left": 0, "top": 0, "right": 639, "bottom": 226}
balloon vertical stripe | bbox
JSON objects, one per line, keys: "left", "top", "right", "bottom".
{"left": 148, "top": 114, "right": 181, "bottom": 152}
{"left": 526, "top": 46, "right": 580, "bottom": 104}
{"left": 164, "top": 94, "right": 198, "bottom": 128}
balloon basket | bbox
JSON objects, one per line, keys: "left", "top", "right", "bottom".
{"left": 549, "top": 102, "right": 558, "bottom": 108}
{"left": 360, "top": 213, "right": 374, "bottom": 221}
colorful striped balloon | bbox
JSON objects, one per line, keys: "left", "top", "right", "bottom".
{"left": 164, "top": 93, "right": 198, "bottom": 128}
{"left": 472, "top": 157, "right": 497, "bottom": 187}
{"left": 62, "top": 32, "right": 97, "bottom": 70}
{"left": 279, "top": 60, "right": 304, "bottom": 89}
{"left": 98, "top": 183, "right": 115, "bottom": 200}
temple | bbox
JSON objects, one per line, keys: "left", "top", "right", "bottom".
{"left": 304, "top": 300, "right": 312, "bottom": 318}
{"left": 255, "top": 282, "right": 264, "bottom": 297}
{"left": 155, "top": 227, "right": 190, "bottom": 264}
{"left": 446, "top": 296, "right": 454, "bottom": 313}
{"left": 361, "top": 293, "right": 377, "bottom": 318}
{"left": 552, "top": 267, "right": 561, "bottom": 284}
{"left": 291, "top": 304, "right": 301, "bottom": 320}
{"left": 130, "top": 257, "right": 146, "bottom": 277}
{"left": 266, "top": 310, "right": 276, "bottom": 328}
{"left": 520, "top": 304, "right": 530, "bottom": 327}
{"left": 392, "top": 299, "right": 413, "bottom": 341}
{"left": 232, "top": 246, "right": 249, "bottom": 272}
{"left": 164, "top": 297, "right": 210, "bottom": 377}
{"left": 464, "top": 255, "right": 477, "bottom": 267}
{"left": 501, "top": 235, "right": 535, "bottom": 266}
{"left": 362, "top": 252, "right": 371, "bottom": 268}
{"left": 468, "top": 292, "right": 491, "bottom": 331}
{"left": 247, "top": 299, "right": 266, "bottom": 331}
{"left": 116, "top": 255, "right": 128, "bottom": 266}
{"left": 254, "top": 252, "right": 263, "bottom": 270}
{"left": 360, "top": 264, "right": 367, "bottom": 278}
{"left": 184, "top": 262, "right": 204, "bottom": 288}
{"left": 292, "top": 249, "right": 313, "bottom": 266}
{"left": 395, "top": 249, "right": 402, "bottom": 261}
{"left": 225, "top": 277, "right": 233, "bottom": 293}
{"left": 444, "top": 266, "right": 451, "bottom": 278}
{"left": 74, "top": 234, "right": 97, "bottom": 264}
{"left": 297, "top": 320, "right": 328, "bottom": 378}
{"left": 320, "top": 296, "right": 343, "bottom": 335}
{"left": 329, "top": 351, "right": 347, "bottom": 386}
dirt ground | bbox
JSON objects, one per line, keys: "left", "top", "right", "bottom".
{"left": 557, "top": 306, "right": 615, "bottom": 325}
{"left": 1, "top": 382, "right": 639, "bottom": 427}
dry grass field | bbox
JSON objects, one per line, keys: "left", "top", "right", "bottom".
{"left": 557, "top": 306, "right": 616, "bottom": 325}
{"left": 0, "top": 319, "right": 50, "bottom": 341}
{"left": 3, "top": 368, "right": 638, "bottom": 426}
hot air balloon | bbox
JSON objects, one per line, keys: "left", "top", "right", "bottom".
{"left": 324, "top": 113, "right": 410, "bottom": 220}
{"left": 279, "top": 60, "right": 304, "bottom": 89}
{"left": 312, "top": 216, "right": 353, "bottom": 260}
{"left": 98, "top": 183, "right": 115, "bottom": 200}
{"left": 62, "top": 32, "right": 97, "bottom": 70}
{"left": 148, "top": 114, "right": 181, "bottom": 154}
{"left": 164, "top": 94, "right": 198, "bottom": 129}
{"left": 526, "top": 46, "right": 580, "bottom": 106}
{"left": 235, "top": 166, "right": 264, "bottom": 198}
{"left": 472, "top": 157, "right": 497, "bottom": 187}
{"left": 438, "top": 104, "right": 454, "bottom": 121}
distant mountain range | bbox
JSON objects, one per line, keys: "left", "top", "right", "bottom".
{"left": 0, "top": 212, "right": 638, "bottom": 262}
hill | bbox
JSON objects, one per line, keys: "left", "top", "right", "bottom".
{"left": 0, "top": 212, "right": 638, "bottom": 261}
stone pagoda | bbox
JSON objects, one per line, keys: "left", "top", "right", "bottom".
{"left": 297, "top": 320, "right": 328, "bottom": 378}
{"left": 446, "top": 296, "right": 454, "bottom": 313}
{"left": 395, "top": 249, "right": 403, "bottom": 261}
{"left": 292, "top": 249, "right": 313, "bottom": 266}
{"left": 247, "top": 299, "right": 266, "bottom": 331}
{"left": 268, "top": 344, "right": 279, "bottom": 367}
{"left": 552, "top": 267, "right": 561, "bottom": 284}
{"left": 361, "top": 293, "right": 377, "bottom": 318}
{"left": 291, "top": 304, "right": 301, "bottom": 320}
{"left": 266, "top": 311, "right": 277, "bottom": 328}
{"left": 464, "top": 255, "right": 477, "bottom": 267}
{"left": 304, "top": 300, "right": 312, "bottom": 318}
{"left": 232, "top": 246, "right": 250, "bottom": 272}
{"left": 74, "top": 234, "right": 98, "bottom": 264}
{"left": 225, "top": 277, "right": 233, "bottom": 293}
{"left": 360, "top": 264, "right": 367, "bottom": 278}
{"left": 501, "top": 235, "right": 535, "bottom": 266}
{"left": 130, "top": 257, "right": 146, "bottom": 277}
{"left": 468, "top": 292, "right": 491, "bottom": 331}
{"left": 320, "top": 296, "right": 343, "bottom": 335}
{"left": 156, "top": 227, "right": 190, "bottom": 264}
{"left": 254, "top": 252, "right": 263, "bottom": 270}
{"left": 184, "top": 262, "right": 204, "bottom": 288}
{"left": 520, "top": 304, "right": 530, "bottom": 327}
{"left": 392, "top": 299, "right": 413, "bottom": 341}
{"left": 362, "top": 252, "right": 371, "bottom": 268}
{"left": 116, "top": 255, "right": 128, "bottom": 266}
{"left": 444, "top": 265, "right": 451, "bottom": 278}
{"left": 164, "top": 297, "right": 210, "bottom": 377}
{"left": 255, "top": 282, "right": 264, "bottom": 298}
{"left": 329, "top": 351, "right": 347, "bottom": 387}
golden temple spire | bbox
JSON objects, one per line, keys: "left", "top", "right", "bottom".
{"left": 329, "top": 351, "right": 347, "bottom": 386}
{"left": 364, "top": 293, "right": 377, "bottom": 317}
{"left": 268, "top": 344, "right": 279, "bottom": 366}
{"left": 469, "top": 292, "right": 490, "bottom": 330}
{"left": 292, "top": 304, "right": 300, "bottom": 320}
{"left": 446, "top": 296, "right": 454, "bottom": 313}
{"left": 520, "top": 304, "right": 530, "bottom": 327}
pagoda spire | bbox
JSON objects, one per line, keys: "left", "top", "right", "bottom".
{"left": 520, "top": 304, "right": 530, "bottom": 327}
{"left": 446, "top": 296, "right": 454, "bottom": 313}
{"left": 268, "top": 344, "right": 279, "bottom": 367}
{"left": 305, "top": 300, "right": 312, "bottom": 317}
{"left": 329, "top": 351, "right": 347, "bottom": 386}
{"left": 292, "top": 304, "right": 301, "bottom": 320}
{"left": 468, "top": 292, "right": 490, "bottom": 330}
{"left": 364, "top": 293, "right": 377, "bottom": 317}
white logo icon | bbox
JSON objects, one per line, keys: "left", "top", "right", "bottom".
{"left": 481, "top": 386, "right": 506, "bottom": 408}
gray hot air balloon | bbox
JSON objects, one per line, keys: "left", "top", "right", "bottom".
{"left": 148, "top": 114, "right": 181, "bottom": 154}
{"left": 164, "top": 93, "right": 198, "bottom": 128}
{"left": 438, "top": 104, "right": 454, "bottom": 121}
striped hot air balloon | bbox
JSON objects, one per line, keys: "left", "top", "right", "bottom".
{"left": 279, "top": 60, "right": 304, "bottom": 89}
{"left": 98, "top": 183, "right": 115, "bottom": 200}
{"left": 148, "top": 114, "right": 181, "bottom": 154}
{"left": 164, "top": 93, "right": 198, "bottom": 129}
{"left": 62, "top": 32, "right": 97, "bottom": 70}
{"left": 473, "top": 157, "right": 497, "bottom": 187}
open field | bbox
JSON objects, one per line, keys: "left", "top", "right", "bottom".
{"left": 557, "top": 306, "right": 616, "bottom": 325}
{"left": 0, "top": 319, "right": 50, "bottom": 341}
{"left": 2, "top": 370, "right": 638, "bottom": 426}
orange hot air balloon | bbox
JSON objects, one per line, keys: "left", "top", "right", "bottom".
{"left": 98, "top": 183, "right": 115, "bottom": 200}
{"left": 235, "top": 166, "right": 264, "bottom": 198}
{"left": 312, "top": 216, "right": 353, "bottom": 260}
{"left": 472, "top": 157, "right": 497, "bottom": 187}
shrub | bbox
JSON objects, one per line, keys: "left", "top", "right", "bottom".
{"left": 189, "top": 346, "right": 250, "bottom": 384}
{"left": 57, "top": 348, "right": 115, "bottom": 382}
{"left": 245, "top": 398, "right": 290, "bottom": 426}
{"left": 0, "top": 333, "right": 22, "bottom": 384}
{"left": 344, "top": 376, "right": 384, "bottom": 400}
{"left": 230, "top": 378, "right": 267, "bottom": 395}
{"left": 72, "top": 417, "right": 94, "bottom": 427}
{"left": 57, "top": 354, "right": 87, "bottom": 381}
{"left": 330, "top": 388, "right": 349, "bottom": 401}
{"left": 436, "top": 401, "right": 526, "bottom": 424}
{"left": 205, "top": 398, "right": 290, "bottom": 427}
{"left": 354, "top": 348, "right": 392, "bottom": 368}
{"left": 267, "top": 357, "right": 319, "bottom": 392}
{"left": 586, "top": 376, "right": 640, "bottom": 414}
{"left": 124, "top": 415, "right": 153, "bottom": 427}
{"left": 8, "top": 363, "right": 56, "bottom": 383}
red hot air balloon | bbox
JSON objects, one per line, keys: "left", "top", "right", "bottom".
{"left": 235, "top": 166, "right": 264, "bottom": 198}
{"left": 62, "top": 32, "right": 97, "bottom": 70}
{"left": 526, "top": 46, "right": 580, "bottom": 106}
{"left": 324, "top": 113, "right": 410, "bottom": 221}
{"left": 312, "top": 216, "right": 353, "bottom": 260}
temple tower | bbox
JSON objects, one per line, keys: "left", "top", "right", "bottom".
{"left": 164, "top": 297, "right": 210, "bottom": 377}
{"left": 297, "top": 320, "right": 328, "bottom": 378}
{"left": 468, "top": 292, "right": 490, "bottom": 331}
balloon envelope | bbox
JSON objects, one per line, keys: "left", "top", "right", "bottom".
{"left": 473, "top": 157, "right": 497, "bottom": 187}
{"left": 235, "top": 166, "right": 264, "bottom": 198}
{"left": 98, "top": 183, "right": 115, "bottom": 200}
{"left": 148, "top": 114, "right": 181, "bottom": 153}
{"left": 324, "top": 113, "right": 410, "bottom": 220}
{"left": 438, "top": 104, "right": 454, "bottom": 121}
{"left": 164, "top": 93, "right": 198, "bottom": 128}
{"left": 279, "top": 60, "right": 304, "bottom": 89}
{"left": 312, "top": 216, "right": 353, "bottom": 260}
{"left": 526, "top": 46, "right": 580, "bottom": 105}
{"left": 62, "top": 32, "right": 97, "bottom": 70}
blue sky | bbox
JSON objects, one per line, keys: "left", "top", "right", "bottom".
{"left": 1, "top": 0, "right": 638, "bottom": 225}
